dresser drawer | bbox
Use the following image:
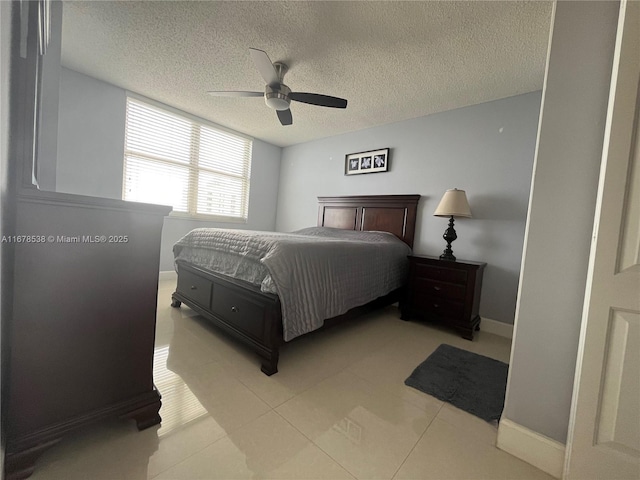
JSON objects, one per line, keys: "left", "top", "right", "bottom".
{"left": 177, "top": 269, "right": 212, "bottom": 308}
{"left": 413, "top": 295, "right": 465, "bottom": 319}
{"left": 414, "top": 263, "right": 467, "bottom": 285}
{"left": 211, "top": 285, "right": 266, "bottom": 340}
{"left": 413, "top": 278, "right": 466, "bottom": 301}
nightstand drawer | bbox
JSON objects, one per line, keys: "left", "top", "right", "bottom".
{"left": 414, "top": 263, "right": 467, "bottom": 285}
{"left": 413, "top": 278, "right": 466, "bottom": 301}
{"left": 414, "top": 295, "right": 465, "bottom": 319}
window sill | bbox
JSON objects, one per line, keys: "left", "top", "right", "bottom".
{"left": 167, "top": 212, "right": 248, "bottom": 224}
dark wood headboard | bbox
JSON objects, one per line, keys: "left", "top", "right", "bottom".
{"left": 317, "top": 195, "right": 420, "bottom": 248}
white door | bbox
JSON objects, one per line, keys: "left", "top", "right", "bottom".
{"left": 564, "top": 1, "right": 640, "bottom": 479}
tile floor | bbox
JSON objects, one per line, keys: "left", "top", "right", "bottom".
{"left": 31, "top": 278, "right": 553, "bottom": 480}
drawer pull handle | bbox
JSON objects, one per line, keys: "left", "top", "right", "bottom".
{"left": 190, "top": 285, "right": 197, "bottom": 290}
{"left": 231, "top": 306, "right": 239, "bottom": 313}
{"left": 433, "top": 286, "right": 441, "bottom": 291}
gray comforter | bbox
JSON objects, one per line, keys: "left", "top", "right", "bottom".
{"left": 173, "top": 227, "right": 411, "bottom": 341}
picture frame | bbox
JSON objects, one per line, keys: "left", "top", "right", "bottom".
{"left": 345, "top": 148, "right": 390, "bottom": 175}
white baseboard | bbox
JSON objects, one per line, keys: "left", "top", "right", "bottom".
{"left": 481, "top": 317, "right": 514, "bottom": 339}
{"left": 159, "top": 270, "right": 177, "bottom": 282}
{"left": 497, "top": 418, "right": 565, "bottom": 478}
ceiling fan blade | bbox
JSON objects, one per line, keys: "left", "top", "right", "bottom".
{"left": 289, "top": 92, "right": 347, "bottom": 109}
{"left": 207, "top": 91, "right": 263, "bottom": 97}
{"left": 249, "top": 48, "right": 279, "bottom": 86}
{"left": 277, "top": 109, "right": 293, "bottom": 126}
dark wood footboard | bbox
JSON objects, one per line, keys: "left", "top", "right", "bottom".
{"left": 171, "top": 260, "right": 405, "bottom": 375}
{"left": 171, "top": 261, "right": 284, "bottom": 375}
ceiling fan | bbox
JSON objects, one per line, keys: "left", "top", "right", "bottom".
{"left": 207, "top": 48, "right": 348, "bottom": 126}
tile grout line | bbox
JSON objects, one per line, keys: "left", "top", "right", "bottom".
{"left": 151, "top": 307, "right": 277, "bottom": 479}
{"left": 271, "top": 365, "right": 441, "bottom": 480}
{"left": 148, "top": 409, "right": 276, "bottom": 480}
{"left": 147, "top": 432, "right": 228, "bottom": 480}
{"left": 229, "top": 323, "right": 400, "bottom": 409}
{"left": 346, "top": 361, "right": 440, "bottom": 414}
{"left": 271, "top": 365, "right": 365, "bottom": 478}
{"left": 389, "top": 401, "right": 445, "bottom": 480}
{"left": 271, "top": 399, "right": 358, "bottom": 480}
{"left": 435, "top": 411, "right": 500, "bottom": 447}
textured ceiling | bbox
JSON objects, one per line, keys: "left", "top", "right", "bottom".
{"left": 61, "top": 1, "right": 553, "bottom": 147}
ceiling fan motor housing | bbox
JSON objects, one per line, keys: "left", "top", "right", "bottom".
{"left": 265, "top": 84, "right": 291, "bottom": 111}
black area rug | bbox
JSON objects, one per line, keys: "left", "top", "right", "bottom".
{"left": 405, "top": 344, "right": 508, "bottom": 422}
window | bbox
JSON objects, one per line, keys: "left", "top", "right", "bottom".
{"left": 123, "top": 97, "right": 252, "bottom": 220}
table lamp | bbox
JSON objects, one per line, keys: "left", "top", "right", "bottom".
{"left": 433, "top": 188, "right": 472, "bottom": 261}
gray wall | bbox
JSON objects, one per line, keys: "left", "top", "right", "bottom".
{"left": 56, "top": 68, "right": 126, "bottom": 199}
{"left": 502, "top": 0, "right": 618, "bottom": 444}
{"left": 276, "top": 92, "right": 542, "bottom": 325}
{"left": 55, "top": 68, "right": 282, "bottom": 272}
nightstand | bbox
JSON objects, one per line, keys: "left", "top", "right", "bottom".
{"left": 400, "top": 255, "right": 486, "bottom": 340}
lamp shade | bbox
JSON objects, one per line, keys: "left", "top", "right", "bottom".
{"left": 433, "top": 188, "right": 472, "bottom": 218}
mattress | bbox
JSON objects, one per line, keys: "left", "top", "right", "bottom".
{"left": 173, "top": 226, "right": 411, "bottom": 340}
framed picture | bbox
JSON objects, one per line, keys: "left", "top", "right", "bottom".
{"left": 344, "top": 148, "right": 389, "bottom": 175}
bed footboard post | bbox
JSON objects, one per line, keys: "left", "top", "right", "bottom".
{"left": 259, "top": 295, "right": 282, "bottom": 376}
{"left": 260, "top": 349, "right": 279, "bottom": 376}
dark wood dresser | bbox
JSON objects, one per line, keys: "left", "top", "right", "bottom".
{"left": 400, "top": 255, "right": 486, "bottom": 339}
{"left": 4, "top": 194, "right": 171, "bottom": 480}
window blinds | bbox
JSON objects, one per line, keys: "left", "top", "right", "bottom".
{"left": 123, "top": 97, "right": 252, "bottom": 220}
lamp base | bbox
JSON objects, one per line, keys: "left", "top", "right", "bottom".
{"left": 440, "top": 216, "right": 457, "bottom": 262}
{"left": 439, "top": 251, "right": 456, "bottom": 262}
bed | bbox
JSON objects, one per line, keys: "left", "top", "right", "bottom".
{"left": 170, "top": 194, "right": 420, "bottom": 375}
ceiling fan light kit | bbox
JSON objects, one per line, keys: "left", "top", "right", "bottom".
{"left": 208, "top": 48, "right": 348, "bottom": 126}
{"left": 265, "top": 84, "right": 291, "bottom": 111}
